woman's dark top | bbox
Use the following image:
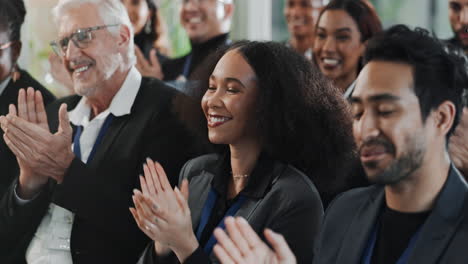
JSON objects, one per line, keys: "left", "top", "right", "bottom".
{"left": 137, "top": 152, "right": 324, "bottom": 264}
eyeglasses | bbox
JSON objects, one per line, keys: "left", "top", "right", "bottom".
{"left": 50, "top": 24, "right": 120, "bottom": 57}
{"left": 0, "top": 41, "right": 14, "bottom": 57}
{"left": 181, "top": 0, "right": 228, "bottom": 6}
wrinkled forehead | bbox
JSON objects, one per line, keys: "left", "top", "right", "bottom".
{"left": 57, "top": 3, "right": 104, "bottom": 38}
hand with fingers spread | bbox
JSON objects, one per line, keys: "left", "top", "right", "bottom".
{"left": 130, "top": 158, "right": 199, "bottom": 262}
{"left": 0, "top": 88, "right": 75, "bottom": 199}
{"left": 213, "top": 217, "right": 297, "bottom": 264}
{"left": 135, "top": 46, "right": 164, "bottom": 80}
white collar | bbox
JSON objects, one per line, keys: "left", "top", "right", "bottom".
{"left": 343, "top": 80, "right": 356, "bottom": 99}
{"left": 0, "top": 76, "right": 11, "bottom": 97}
{"left": 69, "top": 67, "right": 142, "bottom": 126}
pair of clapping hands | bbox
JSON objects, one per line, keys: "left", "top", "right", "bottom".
{"left": 131, "top": 159, "right": 297, "bottom": 264}
{"left": 0, "top": 88, "right": 74, "bottom": 199}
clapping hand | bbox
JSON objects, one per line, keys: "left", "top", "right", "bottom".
{"left": 0, "top": 88, "right": 74, "bottom": 199}
{"left": 213, "top": 217, "right": 297, "bottom": 264}
{"left": 130, "top": 158, "right": 198, "bottom": 262}
{"left": 135, "top": 46, "right": 164, "bottom": 80}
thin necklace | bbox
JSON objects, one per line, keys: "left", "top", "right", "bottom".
{"left": 231, "top": 171, "right": 249, "bottom": 180}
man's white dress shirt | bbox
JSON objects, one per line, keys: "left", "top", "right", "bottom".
{"left": 22, "top": 67, "right": 141, "bottom": 263}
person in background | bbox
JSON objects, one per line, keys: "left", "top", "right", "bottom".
{"left": 446, "top": 0, "right": 468, "bottom": 178}
{"left": 123, "top": 0, "right": 171, "bottom": 79}
{"left": 161, "top": 0, "right": 234, "bottom": 83}
{"left": 0, "top": 0, "right": 56, "bottom": 198}
{"left": 284, "top": 0, "right": 326, "bottom": 60}
{"left": 0, "top": 0, "right": 206, "bottom": 263}
{"left": 313, "top": 0, "right": 381, "bottom": 96}
{"left": 447, "top": 0, "right": 468, "bottom": 55}
{"left": 130, "top": 41, "right": 356, "bottom": 264}
{"left": 214, "top": 25, "right": 468, "bottom": 264}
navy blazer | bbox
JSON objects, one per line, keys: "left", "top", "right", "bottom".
{"left": 314, "top": 165, "right": 468, "bottom": 264}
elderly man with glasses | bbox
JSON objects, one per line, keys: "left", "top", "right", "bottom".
{"left": 0, "top": 0, "right": 207, "bottom": 263}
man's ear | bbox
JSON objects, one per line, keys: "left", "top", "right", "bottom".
{"left": 117, "top": 24, "right": 131, "bottom": 48}
{"left": 218, "top": 3, "right": 234, "bottom": 21}
{"left": 434, "top": 100, "right": 456, "bottom": 137}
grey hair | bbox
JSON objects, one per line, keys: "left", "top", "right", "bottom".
{"left": 52, "top": 0, "right": 136, "bottom": 68}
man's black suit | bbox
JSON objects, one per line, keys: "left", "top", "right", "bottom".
{"left": 314, "top": 165, "right": 468, "bottom": 264}
{"left": 0, "top": 69, "right": 56, "bottom": 197}
{"left": 0, "top": 78, "right": 208, "bottom": 264}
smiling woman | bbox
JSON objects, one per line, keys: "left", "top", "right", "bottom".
{"left": 313, "top": 0, "right": 382, "bottom": 94}
{"left": 130, "top": 40, "right": 356, "bottom": 264}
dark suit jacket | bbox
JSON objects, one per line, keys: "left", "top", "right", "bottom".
{"left": 0, "top": 69, "right": 56, "bottom": 197}
{"left": 162, "top": 34, "right": 229, "bottom": 81}
{"left": 0, "top": 78, "right": 208, "bottom": 264}
{"left": 138, "top": 153, "right": 324, "bottom": 264}
{"left": 314, "top": 165, "right": 468, "bottom": 264}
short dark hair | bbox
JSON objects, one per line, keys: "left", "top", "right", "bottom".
{"left": 0, "top": 0, "right": 26, "bottom": 42}
{"left": 192, "top": 40, "right": 356, "bottom": 198}
{"left": 364, "top": 24, "right": 468, "bottom": 138}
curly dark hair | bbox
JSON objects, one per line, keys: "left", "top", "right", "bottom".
{"left": 191, "top": 40, "right": 357, "bottom": 200}
{"left": 0, "top": 0, "right": 26, "bottom": 42}
{"left": 364, "top": 25, "right": 468, "bottom": 139}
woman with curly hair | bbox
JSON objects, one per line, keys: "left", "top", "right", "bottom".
{"left": 130, "top": 41, "right": 355, "bottom": 264}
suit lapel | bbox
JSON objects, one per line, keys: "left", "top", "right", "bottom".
{"left": 336, "top": 187, "right": 384, "bottom": 264}
{"left": 408, "top": 166, "right": 468, "bottom": 264}
{"left": 87, "top": 114, "right": 129, "bottom": 166}
{"left": 189, "top": 170, "right": 214, "bottom": 230}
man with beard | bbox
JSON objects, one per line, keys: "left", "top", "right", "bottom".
{"left": 314, "top": 25, "right": 468, "bottom": 264}
{"left": 0, "top": 0, "right": 206, "bottom": 263}
{"left": 447, "top": 0, "right": 468, "bottom": 179}
{"left": 447, "top": 0, "right": 468, "bottom": 54}
{"left": 211, "top": 25, "right": 468, "bottom": 264}
{"left": 284, "top": 0, "right": 325, "bottom": 60}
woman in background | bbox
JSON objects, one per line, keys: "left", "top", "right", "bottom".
{"left": 130, "top": 41, "right": 356, "bottom": 264}
{"left": 123, "top": 0, "right": 170, "bottom": 80}
{"left": 313, "top": 0, "right": 382, "bottom": 96}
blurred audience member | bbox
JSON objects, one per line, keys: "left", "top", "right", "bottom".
{"left": 0, "top": 0, "right": 56, "bottom": 197}
{"left": 313, "top": 0, "right": 381, "bottom": 96}
{"left": 447, "top": 0, "right": 468, "bottom": 55}
{"left": 161, "top": 0, "right": 234, "bottom": 84}
{"left": 213, "top": 25, "right": 468, "bottom": 264}
{"left": 123, "top": 0, "right": 171, "bottom": 79}
{"left": 131, "top": 41, "right": 356, "bottom": 264}
{"left": 284, "top": 0, "right": 325, "bottom": 60}
{"left": 447, "top": 0, "right": 468, "bottom": 178}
